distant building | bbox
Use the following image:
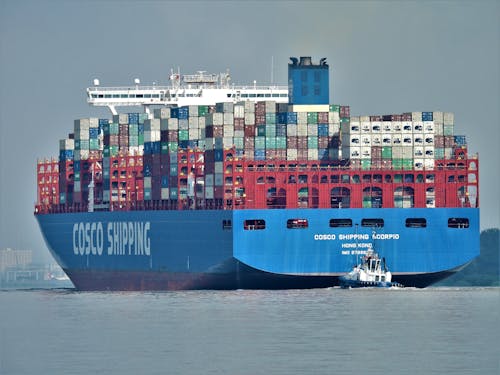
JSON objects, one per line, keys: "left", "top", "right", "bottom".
{"left": 0, "top": 248, "right": 33, "bottom": 272}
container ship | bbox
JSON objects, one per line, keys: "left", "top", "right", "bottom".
{"left": 34, "top": 57, "right": 479, "bottom": 290}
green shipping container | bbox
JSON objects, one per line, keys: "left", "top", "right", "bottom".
{"left": 265, "top": 137, "right": 277, "bottom": 149}
{"left": 329, "top": 104, "right": 341, "bottom": 113}
{"left": 307, "top": 112, "right": 318, "bottom": 124}
{"left": 382, "top": 147, "right": 392, "bottom": 159}
{"left": 307, "top": 136, "right": 318, "bottom": 149}
{"left": 255, "top": 136, "right": 266, "bottom": 149}
{"left": 138, "top": 133, "right": 144, "bottom": 145}
{"left": 265, "top": 124, "right": 276, "bottom": 137}
{"left": 89, "top": 138, "right": 100, "bottom": 150}
{"left": 257, "top": 125, "right": 266, "bottom": 136}
{"left": 198, "top": 105, "right": 209, "bottom": 117}
{"left": 340, "top": 117, "right": 350, "bottom": 123}
{"left": 276, "top": 136, "right": 287, "bottom": 149}
{"left": 178, "top": 130, "right": 189, "bottom": 141}
{"left": 361, "top": 160, "right": 371, "bottom": 170}
{"left": 128, "top": 124, "right": 139, "bottom": 136}
{"left": 103, "top": 147, "right": 110, "bottom": 157}
{"left": 233, "top": 137, "right": 244, "bottom": 149}
{"left": 109, "top": 123, "right": 119, "bottom": 135}
{"left": 129, "top": 135, "right": 139, "bottom": 147}
{"left": 443, "top": 125, "right": 454, "bottom": 136}
{"left": 168, "top": 142, "right": 178, "bottom": 151}
{"left": 392, "top": 159, "right": 403, "bottom": 170}
{"left": 265, "top": 113, "right": 276, "bottom": 124}
{"left": 109, "top": 145, "right": 119, "bottom": 156}
{"left": 402, "top": 158, "right": 413, "bottom": 170}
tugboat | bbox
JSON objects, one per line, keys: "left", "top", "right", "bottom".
{"left": 339, "top": 249, "right": 404, "bottom": 289}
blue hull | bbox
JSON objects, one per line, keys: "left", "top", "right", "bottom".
{"left": 35, "top": 208, "right": 479, "bottom": 290}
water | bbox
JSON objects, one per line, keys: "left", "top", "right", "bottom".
{"left": 0, "top": 288, "right": 498, "bottom": 375}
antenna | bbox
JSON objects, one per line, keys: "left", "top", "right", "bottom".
{"left": 93, "top": 79, "right": 100, "bottom": 86}
{"left": 271, "top": 56, "right": 274, "bottom": 85}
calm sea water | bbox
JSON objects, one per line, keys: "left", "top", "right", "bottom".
{"left": 0, "top": 287, "right": 498, "bottom": 375}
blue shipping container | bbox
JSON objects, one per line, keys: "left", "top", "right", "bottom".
{"left": 422, "top": 112, "right": 433, "bottom": 121}
{"left": 99, "top": 118, "right": 109, "bottom": 126}
{"left": 128, "top": 113, "right": 139, "bottom": 125}
{"left": 287, "top": 112, "right": 298, "bottom": 124}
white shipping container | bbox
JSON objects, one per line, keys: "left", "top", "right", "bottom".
{"left": 290, "top": 104, "right": 329, "bottom": 113}
{"left": 329, "top": 111, "right": 340, "bottom": 124}
{"left": 178, "top": 119, "right": 189, "bottom": 130}
{"left": 88, "top": 118, "right": 99, "bottom": 128}
{"left": 329, "top": 123, "right": 340, "bottom": 136}
{"left": 360, "top": 116, "right": 370, "bottom": 122}
{"left": 198, "top": 117, "right": 206, "bottom": 129}
{"left": 361, "top": 122, "right": 371, "bottom": 133}
{"left": 402, "top": 135, "right": 413, "bottom": 146}
{"left": 382, "top": 134, "right": 392, "bottom": 145}
{"left": 350, "top": 135, "right": 361, "bottom": 146}
{"left": 189, "top": 129, "right": 199, "bottom": 140}
{"left": 161, "top": 188, "right": 169, "bottom": 200}
{"left": 350, "top": 124, "right": 361, "bottom": 133}
{"left": 371, "top": 122, "right": 382, "bottom": 133}
{"left": 413, "top": 146, "right": 424, "bottom": 158}
{"left": 128, "top": 146, "right": 141, "bottom": 156}
{"left": 424, "top": 159, "right": 435, "bottom": 170}
{"left": 361, "top": 136, "right": 371, "bottom": 146}
{"left": 308, "top": 149, "right": 318, "bottom": 161}
{"left": 287, "top": 124, "right": 297, "bottom": 137}
{"left": 307, "top": 124, "right": 318, "bottom": 136}
{"left": 424, "top": 134, "right": 434, "bottom": 145}
{"left": 223, "top": 125, "right": 234, "bottom": 137}
{"left": 78, "top": 149, "right": 89, "bottom": 160}
{"left": 402, "top": 121, "right": 413, "bottom": 133}
{"left": 145, "top": 118, "right": 161, "bottom": 131}
{"left": 287, "top": 148, "right": 298, "bottom": 160}
{"left": 413, "top": 121, "right": 424, "bottom": 133}
{"left": 392, "top": 134, "right": 402, "bottom": 146}
{"left": 234, "top": 130, "right": 244, "bottom": 138}
{"left": 207, "top": 113, "right": 223, "bottom": 126}
{"left": 444, "top": 112, "right": 454, "bottom": 125}
{"left": 189, "top": 117, "right": 199, "bottom": 129}
{"left": 371, "top": 134, "right": 382, "bottom": 146}
{"left": 361, "top": 146, "right": 371, "bottom": 159}
{"left": 60, "top": 139, "right": 75, "bottom": 150}
{"left": 74, "top": 181, "right": 81, "bottom": 192}
{"left": 392, "top": 146, "right": 404, "bottom": 159}
{"left": 424, "top": 146, "right": 435, "bottom": 158}
{"left": 381, "top": 121, "right": 392, "bottom": 132}
{"left": 144, "top": 177, "right": 152, "bottom": 189}
{"left": 167, "top": 118, "right": 179, "bottom": 130}
{"left": 223, "top": 137, "right": 233, "bottom": 148}
{"left": 412, "top": 112, "right": 422, "bottom": 121}
{"left": 265, "top": 101, "right": 276, "bottom": 113}
{"left": 433, "top": 111, "right": 443, "bottom": 124}
{"left": 75, "top": 118, "right": 90, "bottom": 130}
{"left": 244, "top": 101, "right": 255, "bottom": 113}
{"left": 414, "top": 159, "right": 424, "bottom": 170}
{"left": 118, "top": 114, "right": 129, "bottom": 124}
{"left": 347, "top": 146, "right": 361, "bottom": 158}
{"left": 434, "top": 123, "right": 444, "bottom": 135}
{"left": 403, "top": 147, "right": 413, "bottom": 159}
{"left": 350, "top": 116, "right": 360, "bottom": 123}
{"left": 297, "top": 123, "right": 308, "bottom": 136}
{"left": 234, "top": 105, "right": 245, "bottom": 118}
{"left": 423, "top": 121, "right": 435, "bottom": 133}
{"left": 154, "top": 108, "right": 171, "bottom": 119}
{"left": 392, "top": 121, "right": 402, "bottom": 132}
{"left": 297, "top": 112, "right": 308, "bottom": 124}
{"left": 413, "top": 134, "right": 424, "bottom": 145}
{"left": 223, "top": 113, "right": 234, "bottom": 125}
{"left": 244, "top": 113, "right": 255, "bottom": 125}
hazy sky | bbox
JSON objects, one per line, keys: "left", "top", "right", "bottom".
{"left": 0, "top": 0, "right": 498, "bottom": 261}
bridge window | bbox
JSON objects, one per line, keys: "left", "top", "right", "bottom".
{"left": 329, "top": 218, "right": 353, "bottom": 227}
{"left": 287, "top": 219, "right": 308, "bottom": 229}
{"left": 361, "top": 218, "right": 384, "bottom": 228}
{"left": 405, "top": 218, "right": 427, "bottom": 228}
{"left": 448, "top": 218, "right": 469, "bottom": 229}
{"left": 244, "top": 219, "right": 266, "bottom": 230}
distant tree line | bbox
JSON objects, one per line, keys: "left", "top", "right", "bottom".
{"left": 436, "top": 228, "right": 499, "bottom": 286}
